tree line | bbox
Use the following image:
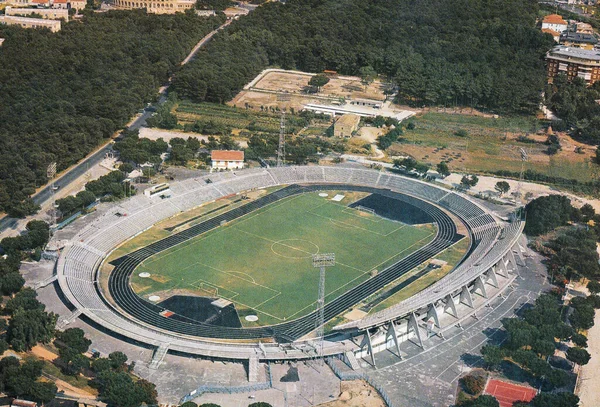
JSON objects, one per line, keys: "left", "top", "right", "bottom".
{"left": 174, "top": 0, "right": 552, "bottom": 113}
{"left": 0, "top": 10, "right": 224, "bottom": 217}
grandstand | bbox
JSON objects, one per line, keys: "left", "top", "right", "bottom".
{"left": 54, "top": 166, "right": 524, "bottom": 364}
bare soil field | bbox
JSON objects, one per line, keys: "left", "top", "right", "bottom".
{"left": 230, "top": 69, "right": 390, "bottom": 112}
{"left": 318, "top": 380, "right": 386, "bottom": 407}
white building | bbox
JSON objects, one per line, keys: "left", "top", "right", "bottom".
{"left": 541, "top": 14, "right": 568, "bottom": 33}
{"left": 5, "top": 6, "right": 69, "bottom": 21}
{"left": 211, "top": 150, "right": 244, "bottom": 171}
{"left": 0, "top": 15, "right": 61, "bottom": 32}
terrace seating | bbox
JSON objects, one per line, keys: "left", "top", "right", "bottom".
{"left": 55, "top": 165, "right": 520, "bottom": 358}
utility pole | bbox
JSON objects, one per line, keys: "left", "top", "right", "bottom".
{"left": 312, "top": 253, "right": 335, "bottom": 364}
{"left": 47, "top": 162, "right": 57, "bottom": 229}
{"left": 277, "top": 110, "right": 286, "bottom": 167}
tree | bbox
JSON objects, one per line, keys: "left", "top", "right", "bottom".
{"left": 566, "top": 347, "right": 591, "bottom": 365}
{"left": 7, "top": 308, "right": 56, "bottom": 351}
{"left": 588, "top": 280, "right": 600, "bottom": 295}
{"left": 527, "top": 392, "right": 579, "bottom": 407}
{"left": 55, "top": 328, "right": 91, "bottom": 354}
{"left": 460, "top": 374, "right": 486, "bottom": 395}
{"left": 359, "top": 65, "right": 377, "bottom": 90}
{"left": 580, "top": 203, "right": 595, "bottom": 221}
{"left": 571, "top": 333, "right": 588, "bottom": 348}
{"left": 308, "top": 74, "right": 330, "bottom": 92}
{"left": 436, "top": 161, "right": 450, "bottom": 178}
{"left": 180, "top": 403, "right": 198, "bottom": 407}
{"left": 481, "top": 344, "right": 504, "bottom": 369}
{"left": 460, "top": 395, "right": 499, "bottom": 407}
{"left": 109, "top": 351, "right": 128, "bottom": 370}
{"left": 524, "top": 195, "right": 574, "bottom": 236}
{"left": 460, "top": 175, "right": 479, "bottom": 189}
{"left": 494, "top": 181, "right": 510, "bottom": 196}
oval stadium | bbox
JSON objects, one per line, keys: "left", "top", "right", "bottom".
{"left": 54, "top": 166, "right": 525, "bottom": 370}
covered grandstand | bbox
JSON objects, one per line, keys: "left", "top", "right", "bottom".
{"left": 54, "top": 166, "right": 524, "bottom": 364}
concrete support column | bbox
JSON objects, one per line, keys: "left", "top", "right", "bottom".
{"left": 473, "top": 275, "right": 488, "bottom": 299}
{"left": 484, "top": 268, "right": 499, "bottom": 288}
{"left": 408, "top": 312, "right": 424, "bottom": 349}
{"left": 443, "top": 294, "right": 458, "bottom": 318}
{"left": 386, "top": 321, "right": 402, "bottom": 359}
{"left": 460, "top": 285, "right": 474, "bottom": 308}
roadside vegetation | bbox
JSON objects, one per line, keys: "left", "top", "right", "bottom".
{"left": 0, "top": 10, "right": 224, "bottom": 217}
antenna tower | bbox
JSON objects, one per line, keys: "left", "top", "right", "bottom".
{"left": 312, "top": 253, "right": 335, "bottom": 364}
{"left": 277, "top": 110, "right": 286, "bottom": 167}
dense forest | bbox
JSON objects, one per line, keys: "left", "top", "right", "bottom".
{"left": 0, "top": 10, "right": 224, "bottom": 217}
{"left": 174, "top": 0, "right": 552, "bottom": 112}
{"left": 545, "top": 76, "right": 600, "bottom": 142}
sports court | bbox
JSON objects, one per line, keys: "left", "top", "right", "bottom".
{"left": 130, "top": 191, "right": 435, "bottom": 326}
{"left": 484, "top": 379, "right": 537, "bottom": 407}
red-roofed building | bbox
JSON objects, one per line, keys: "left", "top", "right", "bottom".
{"left": 211, "top": 150, "right": 244, "bottom": 170}
{"left": 542, "top": 28, "right": 561, "bottom": 42}
{"left": 542, "top": 14, "right": 568, "bottom": 33}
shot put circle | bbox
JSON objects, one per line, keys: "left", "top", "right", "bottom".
{"left": 271, "top": 239, "right": 320, "bottom": 259}
{"left": 139, "top": 272, "right": 151, "bottom": 278}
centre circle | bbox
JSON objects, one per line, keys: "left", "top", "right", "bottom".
{"left": 271, "top": 239, "right": 320, "bottom": 259}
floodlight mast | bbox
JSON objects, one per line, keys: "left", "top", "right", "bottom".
{"left": 312, "top": 253, "right": 335, "bottom": 364}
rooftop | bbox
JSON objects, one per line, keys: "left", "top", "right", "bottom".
{"left": 560, "top": 31, "right": 598, "bottom": 44}
{"left": 542, "top": 14, "right": 567, "bottom": 25}
{"left": 211, "top": 150, "right": 244, "bottom": 161}
{"left": 335, "top": 113, "right": 361, "bottom": 127}
{"left": 548, "top": 45, "right": 600, "bottom": 61}
{"left": 542, "top": 28, "right": 561, "bottom": 37}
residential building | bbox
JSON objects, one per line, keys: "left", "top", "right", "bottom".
{"left": 576, "top": 22, "right": 595, "bottom": 35}
{"left": 52, "top": 0, "right": 68, "bottom": 8}
{"left": 29, "top": 0, "right": 51, "bottom": 6}
{"left": 542, "top": 28, "right": 561, "bottom": 42}
{"left": 223, "top": 7, "right": 249, "bottom": 19}
{"left": 559, "top": 31, "right": 598, "bottom": 50}
{"left": 546, "top": 45, "right": 600, "bottom": 85}
{"left": 113, "top": 0, "right": 194, "bottom": 13}
{"left": 69, "top": 0, "right": 86, "bottom": 10}
{"left": 196, "top": 9, "right": 216, "bottom": 17}
{"left": 541, "top": 14, "right": 568, "bottom": 33}
{"left": 211, "top": 150, "right": 244, "bottom": 171}
{"left": 5, "top": 6, "right": 68, "bottom": 21}
{"left": 333, "top": 114, "right": 361, "bottom": 138}
{"left": 0, "top": 15, "right": 61, "bottom": 32}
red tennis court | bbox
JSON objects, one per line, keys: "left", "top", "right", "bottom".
{"left": 484, "top": 379, "right": 537, "bottom": 407}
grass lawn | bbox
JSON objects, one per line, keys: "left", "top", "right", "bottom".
{"left": 393, "top": 112, "right": 598, "bottom": 183}
{"left": 131, "top": 192, "right": 436, "bottom": 326}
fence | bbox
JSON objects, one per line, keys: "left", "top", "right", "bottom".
{"left": 179, "top": 363, "right": 273, "bottom": 404}
{"left": 326, "top": 357, "right": 397, "bottom": 407}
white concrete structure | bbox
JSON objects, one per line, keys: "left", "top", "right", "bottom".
{"left": 0, "top": 15, "right": 61, "bottom": 32}
{"left": 5, "top": 6, "right": 68, "bottom": 21}
{"left": 211, "top": 150, "right": 244, "bottom": 170}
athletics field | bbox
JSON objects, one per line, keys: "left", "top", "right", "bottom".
{"left": 130, "top": 191, "right": 436, "bottom": 326}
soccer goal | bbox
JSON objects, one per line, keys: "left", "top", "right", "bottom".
{"left": 197, "top": 282, "right": 219, "bottom": 297}
{"left": 355, "top": 205, "right": 376, "bottom": 216}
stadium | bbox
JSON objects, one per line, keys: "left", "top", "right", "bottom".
{"left": 54, "top": 166, "right": 525, "bottom": 376}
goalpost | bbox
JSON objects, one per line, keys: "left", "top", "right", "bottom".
{"left": 355, "top": 205, "right": 376, "bottom": 216}
{"left": 197, "top": 283, "right": 218, "bottom": 297}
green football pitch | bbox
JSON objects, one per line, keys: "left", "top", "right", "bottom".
{"left": 131, "top": 192, "right": 436, "bottom": 326}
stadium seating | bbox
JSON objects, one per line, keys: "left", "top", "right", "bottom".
{"left": 56, "top": 165, "right": 520, "bottom": 358}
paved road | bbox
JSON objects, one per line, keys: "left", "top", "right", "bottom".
{"left": 0, "top": 19, "right": 229, "bottom": 235}
{"left": 367, "top": 251, "right": 548, "bottom": 407}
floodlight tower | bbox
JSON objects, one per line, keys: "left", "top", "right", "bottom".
{"left": 276, "top": 110, "right": 286, "bottom": 167}
{"left": 312, "top": 253, "right": 335, "bottom": 363}
{"left": 516, "top": 147, "right": 528, "bottom": 206}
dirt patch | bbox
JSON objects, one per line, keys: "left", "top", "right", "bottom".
{"left": 318, "top": 380, "right": 385, "bottom": 407}
{"left": 31, "top": 345, "right": 58, "bottom": 362}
